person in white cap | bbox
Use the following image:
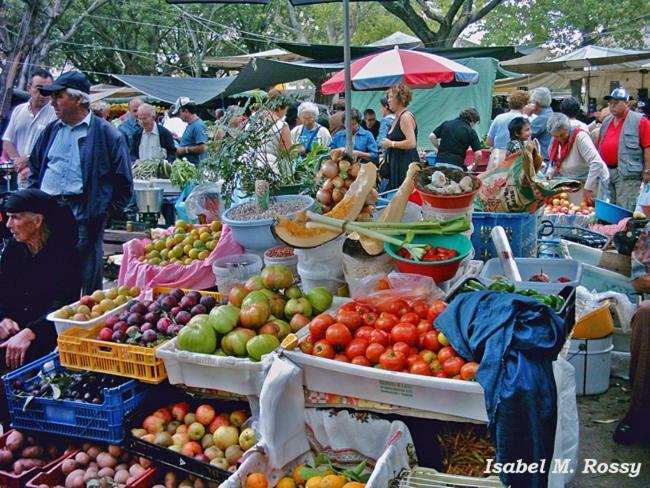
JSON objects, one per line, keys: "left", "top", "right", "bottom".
{"left": 169, "top": 97, "right": 208, "bottom": 165}
{"left": 596, "top": 87, "right": 650, "bottom": 210}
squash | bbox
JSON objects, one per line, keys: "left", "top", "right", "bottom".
{"left": 358, "top": 163, "right": 420, "bottom": 256}
{"left": 273, "top": 162, "right": 377, "bottom": 248}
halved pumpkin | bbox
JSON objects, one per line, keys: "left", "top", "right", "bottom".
{"left": 272, "top": 162, "right": 377, "bottom": 249}
{"left": 358, "top": 162, "right": 420, "bottom": 256}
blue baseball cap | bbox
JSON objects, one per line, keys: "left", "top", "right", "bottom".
{"left": 39, "top": 71, "right": 91, "bottom": 95}
{"left": 604, "top": 87, "right": 630, "bottom": 102}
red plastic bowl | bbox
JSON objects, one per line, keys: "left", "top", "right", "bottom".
{"left": 392, "top": 257, "right": 462, "bottom": 283}
{"left": 416, "top": 187, "right": 480, "bottom": 209}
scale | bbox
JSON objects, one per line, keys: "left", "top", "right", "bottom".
{"left": 0, "top": 162, "right": 17, "bottom": 192}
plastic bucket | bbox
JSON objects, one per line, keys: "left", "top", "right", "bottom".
{"left": 264, "top": 246, "right": 299, "bottom": 281}
{"left": 342, "top": 252, "right": 395, "bottom": 296}
{"left": 297, "top": 263, "right": 346, "bottom": 295}
{"left": 421, "top": 202, "right": 473, "bottom": 238}
{"left": 567, "top": 335, "right": 613, "bottom": 395}
{"left": 212, "top": 253, "right": 263, "bottom": 294}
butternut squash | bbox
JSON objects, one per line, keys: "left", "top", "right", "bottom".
{"left": 273, "top": 163, "right": 377, "bottom": 248}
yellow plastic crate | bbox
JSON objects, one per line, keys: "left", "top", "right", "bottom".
{"left": 57, "top": 288, "right": 226, "bottom": 384}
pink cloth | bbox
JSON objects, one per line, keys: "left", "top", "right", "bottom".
{"left": 118, "top": 224, "right": 243, "bottom": 291}
{"left": 590, "top": 217, "right": 632, "bottom": 237}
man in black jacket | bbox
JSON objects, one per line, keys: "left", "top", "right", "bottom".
{"left": 131, "top": 103, "right": 176, "bottom": 163}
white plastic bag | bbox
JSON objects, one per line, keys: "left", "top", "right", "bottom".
{"left": 575, "top": 285, "right": 636, "bottom": 331}
{"left": 185, "top": 182, "right": 223, "bottom": 223}
{"left": 634, "top": 182, "right": 650, "bottom": 215}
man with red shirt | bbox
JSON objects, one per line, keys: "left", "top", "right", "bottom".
{"left": 597, "top": 88, "right": 650, "bottom": 210}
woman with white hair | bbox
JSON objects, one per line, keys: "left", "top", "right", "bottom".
{"left": 546, "top": 113, "right": 608, "bottom": 206}
{"left": 528, "top": 87, "right": 554, "bottom": 161}
{"left": 291, "top": 102, "right": 331, "bottom": 157}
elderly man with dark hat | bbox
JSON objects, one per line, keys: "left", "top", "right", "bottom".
{"left": 28, "top": 71, "right": 133, "bottom": 294}
{"left": 0, "top": 189, "right": 81, "bottom": 370}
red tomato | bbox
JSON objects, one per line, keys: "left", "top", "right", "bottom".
{"left": 434, "top": 371, "right": 448, "bottom": 378}
{"left": 369, "top": 329, "right": 390, "bottom": 347}
{"left": 416, "top": 320, "right": 433, "bottom": 335}
{"left": 409, "top": 346, "right": 419, "bottom": 355}
{"left": 365, "top": 343, "right": 385, "bottom": 363}
{"left": 429, "top": 359, "right": 443, "bottom": 374}
{"left": 334, "top": 353, "right": 349, "bottom": 362}
{"left": 309, "top": 314, "right": 335, "bottom": 341}
{"left": 336, "top": 310, "right": 362, "bottom": 331}
{"left": 442, "top": 357, "right": 464, "bottom": 377}
{"left": 345, "top": 338, "right": 369, "bottom": 360}
{"left": 351, "top": 356, "right": 371, "bottom": 367}
{"left": 339, "top": 302, "right": 359, "bottom": 312}
{"left": 376, "top": 276, "right": 391, "bottom": 290}
{"left": 354, "top": 304, "right": 374, "bottom": 315}
{"left": 313, "top": 340, "right": 335, "bottom": 359}
{"left": 325, "top": 323, "right": 353, "bottom": 349}
{"left": 361, "top": 312, "right": 378, "bottom": 327}
{"left": 427, "top": 300, "right": 448, "bottom": 323}
{"left": 354, "top": 325, "right": 374, "bottom": 342}
{"left": 393, "top": 342, "right": 410, "bottom": 356}
{"left": 400, "top": 312, "right": 421, "bottom": 325}
{"left": 409, "top": 359, "right": 432, "bottom": 376}
{"left": 388, "top": 299, "right": 411, "bottom": 317}
{"left": 299, "top": 335, "right": 314, "bottom": 355}
{"left": 422, "top": 331, "right": 442, "bottom": 352}
{"left": 437, "top": 346, "right": 457, "bottom": 364}
{"left": 406, "top": 353, "right": 421, "bottom": 369}
{"left": 412, "top": 300, "right": 429, "bottom": 320}
{"left": 419, "top": 349, "right": 435, "bottom": 364}
{"left": 460, "top": 361, "right": 479, "bottom": 381}
{"left": 379, "top": 349, "right": 406, "bottom": 371}
{"left": 390, "top": 322, "right": 418, "bottom": 346}
{"left": 375, "top": 312, "right": 398, "bottom": 333}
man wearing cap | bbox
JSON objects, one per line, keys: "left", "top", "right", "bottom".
{"left": 118, "top": 98, "right": 143, "bottom": 151}
{"left": 2, "top": 69, "right": 56, "bottom": 189}
{"left": 27, "top": 71, "right": 133, "bottom": 294}
{"left": 597, "top": 88, "right": 650, "bottom": 210}
{"left": 170, "top": 97, "right": 208, "bottom": 165}
{"left": 0, "top": 189, "right": 80, "bottom": 373}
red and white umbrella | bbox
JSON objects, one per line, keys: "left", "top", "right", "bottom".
{"left": 321, "top": 46, "right": 479, "bottom": 95}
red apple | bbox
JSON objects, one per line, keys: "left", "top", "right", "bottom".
{"left": 171, "top": 401, "right": 190, "bottom": 422}
{"left": 195, "top": 404, "right": 216, "bottom": 426}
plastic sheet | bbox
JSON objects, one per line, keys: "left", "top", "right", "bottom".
{"left": 350, "top": 271, "right": 445, "bottom": 308}
{"left": 185, "top": 183, "right": 223, "bottom": 223}
{"left": 118, "top": 224, "right": 243, "bottom": 290}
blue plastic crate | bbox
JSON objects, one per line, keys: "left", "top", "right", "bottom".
{"left": 471, "top": 212, "right": 537, "bottom": 261}
{"left": 3, "top": 352, "right": 146, "bottom": 444}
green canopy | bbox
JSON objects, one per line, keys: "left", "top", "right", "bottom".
{"left": 276, "top": 41, "right": 538, "bottom": 62}
{"left": 351, "top": 57, "right": 514, "bottom": 147}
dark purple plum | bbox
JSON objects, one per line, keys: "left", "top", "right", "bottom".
{"left": 180, "top": 295, "right": 197, "bottom": 309}
{"left": 148, "top": 302, "right": 162, "bottom": 314}
{"left": 141, "top": 323, "right": 154, "bottom": 332}
{"left": 175, "top": 311, "right": 192, "bottom": 325}
{"left": 142, "top": 329, "right": 158, "bottom": 343}
{"left": 130, "top": 302, "right": 147, "bottom": 315}
{"left": 200, "top": 295, "right": 217, "bottom": 310}
{"left": 144, "top": 312, "right": 159, "bottom": 324}
{"left": 112, "top": 330, "right": 126, "bottom": 342}
{"left": 171, "top": 288, "right": 185, "bottom": 300}
{"left": 127, "top": 313, "right": 142, "bottom": 326}
{"left": 126, "top": 325, "right": 140, "bottom": 336}
{"left": 157, "top": 317, "right": 173, "bottom": 334}
{"left": 190, "top": 304, "right": 207, "bottom": 316}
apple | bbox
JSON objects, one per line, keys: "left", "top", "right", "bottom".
{"left": 228, "top": 286, "right": 248, "bottom": 308}
{"left": 213, "top": 425, "right": 240, "bottom": 450}
{"left": 188, "top": 422, "right": 206, "bottom": 441}
{"left": 284, "top": 298, "right": 313, "bottom": 319}
{"left": 209, "top": 415, "right": 230, "bottom": 434}
{"left": 184, "top": 412, "right": 196, "bottom": 425}
{"left": 201, "top": 433, "right": 214, "bottom": 450}
{"left": 143, "top": 415, "right": 165, "bottom": 434}
{"left": 238, "top": 428, "right": 256, "bottom": 450}
{"left": 195, "top": 404, "right": 216, "bottom": 426}
{"left": 229, "top": 410, "right": 248, "bottom": 428}
{"left": 289, "top": 314, "right": 310, "bottom": 332}
{"left": 204, "top": 446, "right": 224, "bottom": 460}
{"left": 225, "top": 445, "right": 244, "bottom": 464}
{"left": 171, "top": 402, "right": 190, "bottom": 421}
{"left": 210, "top": 458, "right": 230, "bottom": 469}
{"left": 180, "top": 441, "right": 203, "bottom": 457}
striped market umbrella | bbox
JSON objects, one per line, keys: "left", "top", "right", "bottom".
{"left": 321, "top": 46, "right": 479, "bottom": 95}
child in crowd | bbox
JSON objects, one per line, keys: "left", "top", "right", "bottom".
{"left": 505, "top": 117, "right": 531, "bottom": 157}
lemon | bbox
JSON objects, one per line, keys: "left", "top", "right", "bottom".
{"left": 321, "top": 475, "right": 347, "bottom": 488}
{"left": 305, "top": 477, "right": 323, "bottom": 488}
{"left": 281, "top": 333, "right": 299, "bottom": 350}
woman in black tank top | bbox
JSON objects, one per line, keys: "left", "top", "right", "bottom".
{"left": 380, "top": 84, "right": 420, "bottom": 191}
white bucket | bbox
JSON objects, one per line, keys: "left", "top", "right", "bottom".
{"left": 294, "top": 236, "right": 345, "bottom": 279}
{"left": 297, "top": 263, "right": 346, "bottom": 295}
{"left": 373, "top": 201, "right": 422, "bottom": 222}
{"left": 212, "top": 253, "right": 263, "bottom": 294}
{"left": 567, "top": 334, "right": 613, "bottom": 395}
{"left": 421, "top": 202, "right": 474, "bottom": 238}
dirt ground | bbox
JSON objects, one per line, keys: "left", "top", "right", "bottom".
{"left": 567, "top": 379, "right": 650, "bottom": 487}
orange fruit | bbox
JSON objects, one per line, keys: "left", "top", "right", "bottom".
{"left": 292, "top": 465, "right": 307, "bottom": 484}
{"left": 277, "top": 478, "right": 296, "bottom": 488}
{"left": 245, "top": 472, "right": 269, "bottom": 488}
{"left": 321, "top": 475, "right": 346, "bottom": 488}
{"left": 281, "top": 333, "right": 299, "bottom": 350}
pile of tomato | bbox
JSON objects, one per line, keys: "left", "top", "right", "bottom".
{"left": 397, "top": 245, "right": 459, "bottom": 262}
{"left": 298, "top": 298, "right": 479, "bottom": 380}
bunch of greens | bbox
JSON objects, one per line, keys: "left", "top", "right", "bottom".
{"left": 459, "top": 278, "right": 566, "bottom": 312}
{"left": 170, "top": 158, "right": 197, "bottom": 188}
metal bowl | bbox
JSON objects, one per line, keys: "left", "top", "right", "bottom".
{"left": 134, "top": 188, "right": 163, "bottom": 213}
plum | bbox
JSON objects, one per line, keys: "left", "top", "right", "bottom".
{"left": 187, "top": 291, "right": 202, "bottom": 303}
{"left": 148, "top": 302, "right": 162, "bottom": 314}
{"left": 161, "top": 296, "right": 177, "bottom": 311}
{"left": 144, "top": 312, "right": 159, "bottom": 324}
{"left": 190, "top": 304, "right": 207, "bottom": 316}
{"left": 127, "top": 313, "right": 143, "bottom": 326}
{"left": 141, "top": 323, "right": 154, "bottom": 332}
{"left": 200, "top": 295, "right": 217, "bottom": 310}
{"left": 112, "top": 330, "right": 126, "bottom": 342}
{"left": 171, "top": 288, "right": 185, "bottom": 300}
{"left": 126, "top": 325, "right": 140, "bottom": 336}
{"left": 130, "top": 302, "right": 147, "bottom": 315}
{"left": 157, "top": 317, "right": 173, "bottom": 334}
{"left": 142, "top": 329, "right": 158, "bottom": 343}
{"left": 176, "top": 311, "right": 192, "bottom": 325}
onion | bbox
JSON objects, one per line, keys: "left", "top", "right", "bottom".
{"left": 322, "top": 178, "right": 334, "bottom": 191}
{"left": 362, "top": 204, "right": 374, "bottom": 214}
{"left": 338, "top": 160, "right": 351, "bottom": 173}
{"left": 332, "top": 176, "right": 345, "bottom": 188}
{"left": 349, "top": 163, "right": 361, "bottom": 178}
{"left": 321, "top": 160, "right": 339, "bottom": 179}
{"left": 317, "top": 189, "right": 333, "bottom": 206}
{"left": 322, "top": 205, "right": 332, "bottom": 213}
{"left": 357, "top": 212, "right": 372, "bottom": 222}
{"left": 344, "top": 178, "right": 354, "bottom": 188}
{"left": 365, "top": 188, "right": 379, "bottom": 205}
{"left": 332, "top": 187, "right": 346, "bottom": 203}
